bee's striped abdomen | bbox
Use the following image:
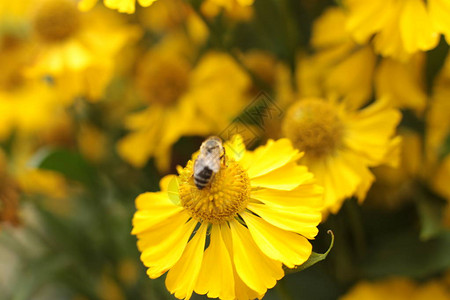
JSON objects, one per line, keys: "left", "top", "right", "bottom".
{"left": 194, "top": 166, "right": 213, "bottom": 189}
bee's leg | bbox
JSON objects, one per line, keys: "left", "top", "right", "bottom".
{"left": 221, "top": 147, "right": 227, "bottom": 166}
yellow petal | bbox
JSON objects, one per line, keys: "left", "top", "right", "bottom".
{"left": 229, "top": 220, "right": 283, "bottom": 295}
{"left": 400, "top": 0, "right": 440, "bottom": 53}
{"left": 429, "top": 0, "right": 450, "bottom": 43}
{"left": 224, "top": 134, "right": 246, "bottom": 162}
{"left": 220, "top": 224, "right": 265, "bottom": 300}
{"left": 242, "top": 212, "right": 312, "bottom": 268}
{"left": 375, "top": 56, "right": 428, "bottom": 113}
{"left": 166, "top": 223, "right": 208, "bottom": 300}
{"left": 345, "top": 0, "right": 392, "bottom": 44}
{"left": 137, "top": 213, "right": 194, "bottom": 278}
{"left": 195, "top": 225, "right": 235, "bottom": 300}
{"left": 251, "top": 182, "right": 324, "bottom": 209}
{"left": 78, "top": 0, "right": 98, "bottom": 11}
{"left": 138, "top": 0, "right": 157, "bottom": 7}
{"left": 344, "top": 98, "right": 401, "bottom": 165}
{"left": 247, "top": 202, "right": 321, "bottom": 239}
{"left": 131, "top": 192, "right": 183, "bottom": 234}
{"left": 250, "top": 162, "right": 312, "bottom": 190}
{"left": 105, "top": 0, "right": 135, "bottom": 13}
{"left": 246, "top": 139, "right": 302, "bottom": 179}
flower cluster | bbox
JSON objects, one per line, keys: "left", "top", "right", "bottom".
{"left": 0, "top": 1, "right": 449, "bottom": 300}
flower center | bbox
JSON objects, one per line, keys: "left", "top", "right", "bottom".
{"left": 282, "top": 98, "right": 344, "bottom": 158}
{"left": 136, "top": 54, "right": 190, "bottom": 106}
{"left": 33, "top": 0, "right": 81, "bottom": 42}
{"left": 178, "top": 158, "right": 250, "bottom": 224}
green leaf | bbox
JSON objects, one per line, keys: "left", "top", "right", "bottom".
{"left": 362, "top": 231, "right": 450, "bottom": 279}
{"left": 425, "top": 37, "right": 449, "bottom": 94}
{"left": 286, "top": 230, "right": 334, "bottom": 274}
{"left": 438, "top": 132, "right": 450, "bottom": 161}
{"left": 416, "top": 192, "right": 446, "bottom": 240}
{"left": 12, "top": 255, "right": 71, "bottom": 300}
{"left": 30, "top": 148, "right": 96, "bottom": 186}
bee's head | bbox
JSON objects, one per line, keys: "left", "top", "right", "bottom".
{"left": 202, "top": 136, "right": 224, "bottom": 155}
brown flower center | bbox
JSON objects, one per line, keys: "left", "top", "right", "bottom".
{"left": 33, "top": 0, "right": 81, "bottom": 42}
{"left": 136, "top": 54, "right": 190, "bottom": 106}
{"left": 282, "top": 98, "right": 344, "bottom": 158}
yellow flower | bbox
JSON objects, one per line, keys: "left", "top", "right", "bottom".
{"left": 297, "top": 7, "right": 376, "bottom": 108}
{"left": 117, "top": 37, "right": 251, "bottom": 171}
{"left": 78, "top": 0, "right": 157, "bottom": 13}
{"left": 375, "top": 54, "right": 428, "bottom": 115}
{"left": 281, "top": 97, "right": 401, "bottom": 214}
{"left": 132, "top": 135, "right": 324, "bottom": 300}
{"left": 344, "top": 0, "right": 446, "bottom": 60}
{"left": 340, "top": 277, "right": 450, "bottom": 300}
{"left": 0, "top": 80, "right": 62, "bottom": 140}
{"left": 28, "top": 0, "right": 141, "bottom": 101}
{"left": 136, "top": 0, "right": 208, "bottom": 45}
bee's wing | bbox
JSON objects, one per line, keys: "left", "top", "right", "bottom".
{"left": 194, "top": 156, "right": 206, "bottom": 174}
{"left": 206, "top": 155, "right": 221, "bottom": 173}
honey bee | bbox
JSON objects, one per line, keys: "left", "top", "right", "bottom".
{"left": 193, "top": 136, "right": 226, "bottom": 190}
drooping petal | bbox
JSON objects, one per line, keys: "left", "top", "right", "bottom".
{"left": 429, "top": 0, "right": 450, "bottom": 43}
{"left": 399, "top": 0, "right": 440, "bottom": 54}
{"left": 251, "top": 182, "right": 324, "bottom": 209}
{"left": 245, "top": 139, "right": 302, "bottom": 179}
{"left": 250, "top": 162, "right": 312, "bottom": 190}
{"left": 229, "top": 220, "right": 284, "bottom": 295}
{"left": 247, "top": 202, "right": 321, "bottom": 239}
{"left": 131, "top": 192, "right": 183, "bottom": 234}
{"left": 195, "top": 225, "right": 235, "bottom": 300}
{"left": 344, "top": 98, "right": 401, "bottom": 165}
{"left": 138, "top": 214, "right": 195, "bottom": 279}
{"left": 166, "top": 223, "right": 208, "bottom": 300}
{"left": 345, "top": 0, "right": 393, "bottom": 44}
{"left": 220, "top": 224, "right": 265, "bottom": 300}
{"left": 242, "top": 211, "right": 312, "bottom": 268}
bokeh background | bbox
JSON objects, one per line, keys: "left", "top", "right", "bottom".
{"left": 1, "top": 0, "right": 450, "bottom": 299}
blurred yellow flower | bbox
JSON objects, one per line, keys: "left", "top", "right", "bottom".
{"left": 375, "top": 54, "right": 428, "bottom": 115}
{"left": 282, "top": 97, "right": 401, "bottom": 214}
{"left": 78, "top": 0, "right": 157, "bottom": 13}
{"left": 132, "top": 135, "right": 324, "bottom": 300}
{"left": 0, "top": 80, "right": 62, "bottom": 140}
{"left": 29, "top": 0, "right": 141, "bottom": 101}
{"left": 137, "top": 0, "right": 208, "bottom": 44}
{"left": 340, "top": 277, "right": 450, "bottom": 300}
{"left": 117, "top": 37, "right": 251, "bottom": 171}
{"left": 344, "top": 0, "right": 448, "bottom": 60}
{"left": 297, "top": 7, "right": 376, "bottom": 108}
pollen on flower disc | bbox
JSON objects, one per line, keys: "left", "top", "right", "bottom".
{"left": 282, "top": 98, "right": 344, "bottom": 158}
{"left": 178, "top": 159, "right": 250, "bottom": 224}
{"left": 33, "top": 0, "right": 81, "bottom": 42}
